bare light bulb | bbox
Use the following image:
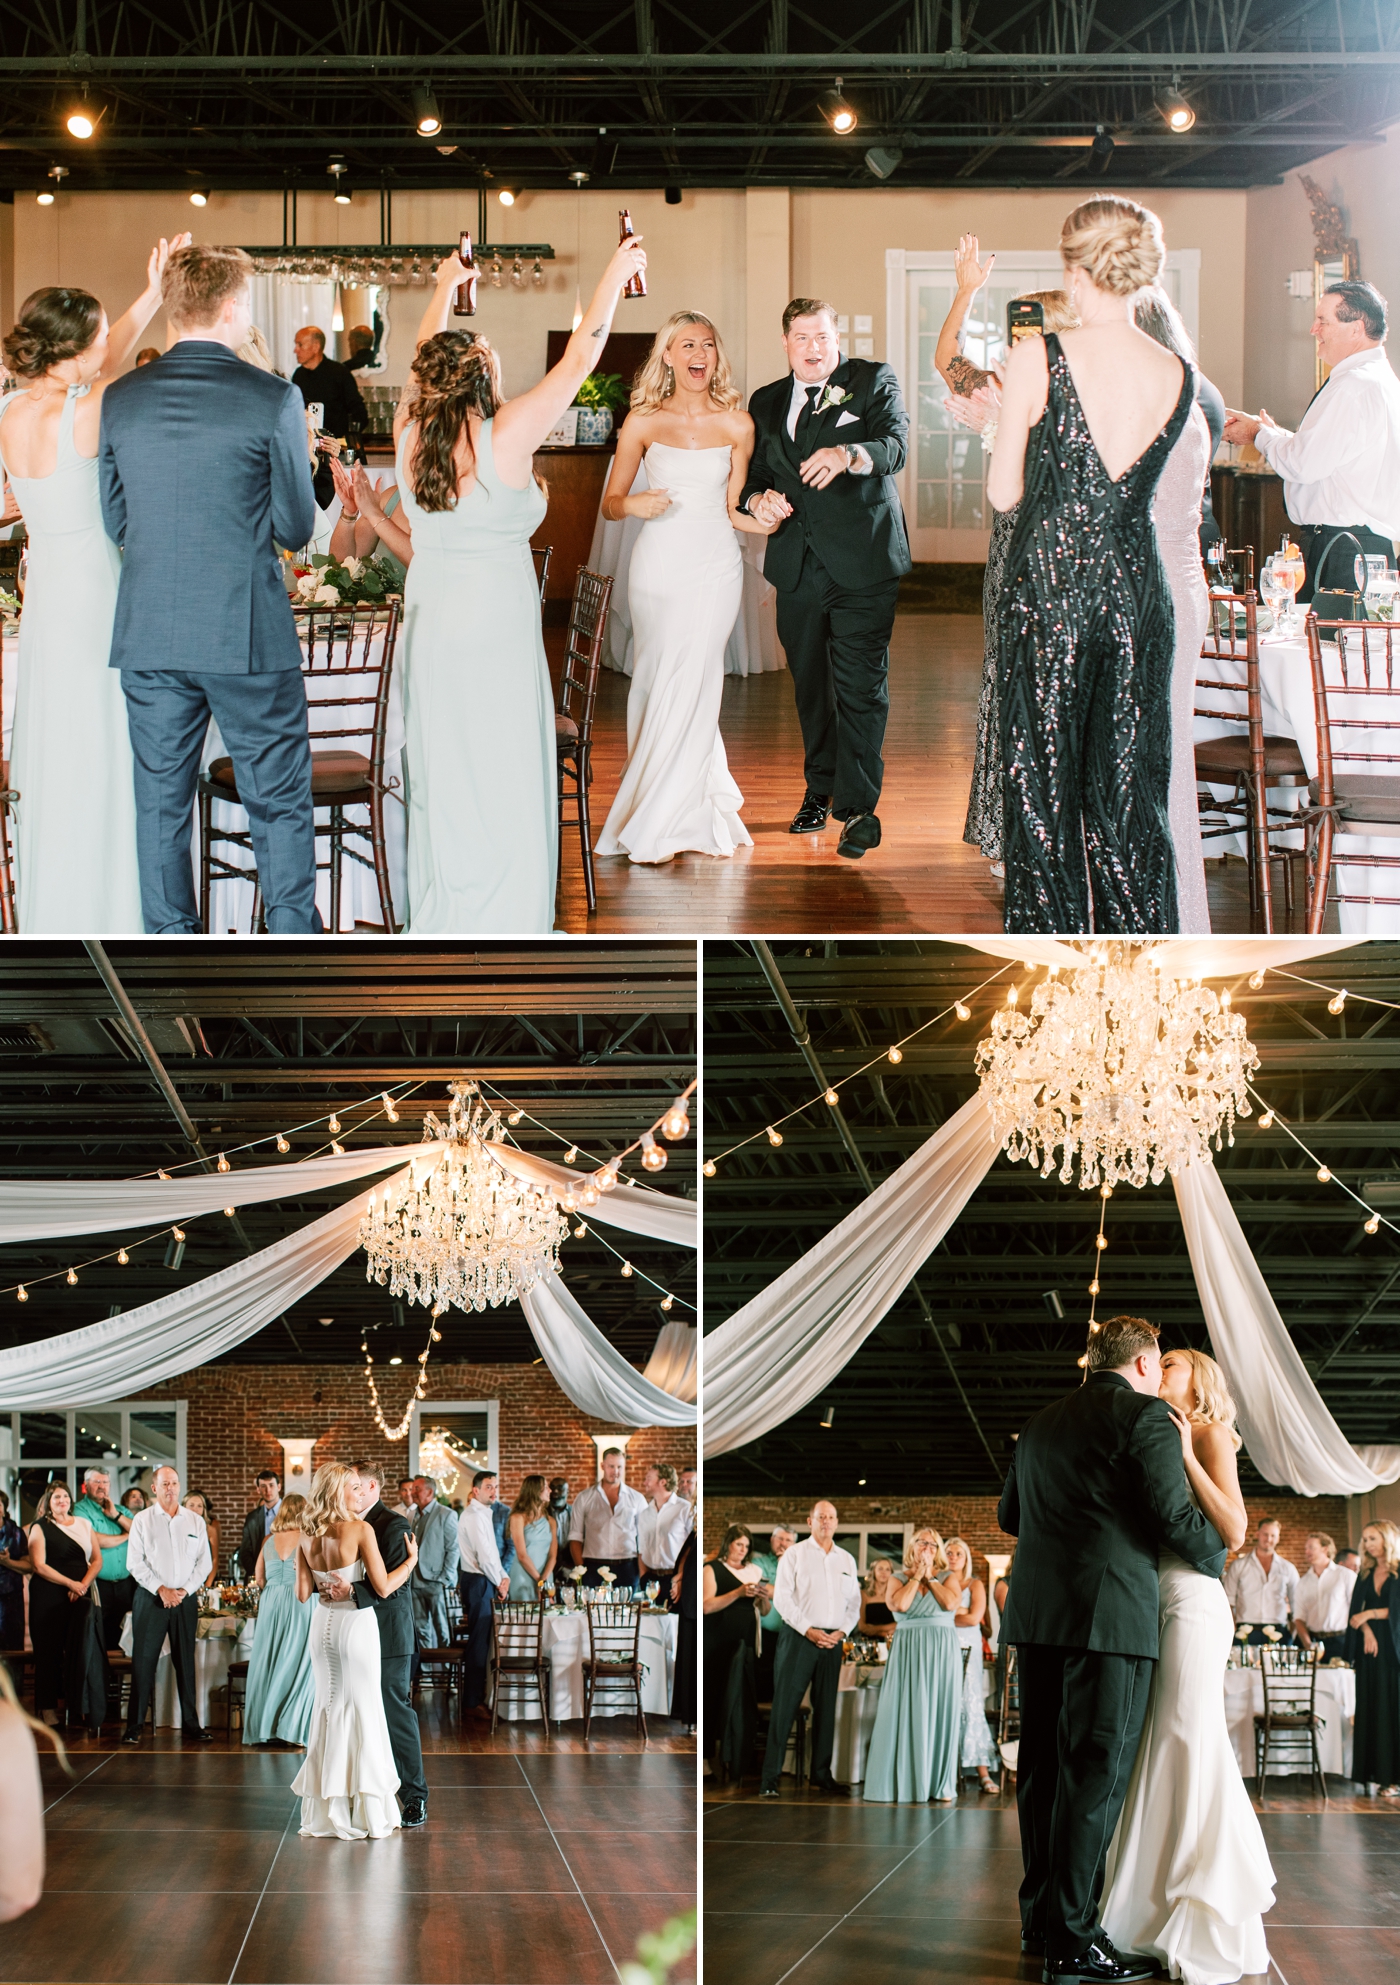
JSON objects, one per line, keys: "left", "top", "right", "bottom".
{"left": 766, "top": 1126, "right": 783, "bottom": 1147}
{"left": 703, "top": 1159, "right": 717, "bottom": 1177}
{"left": 277, "top": 1135, "right": 290, "bottom": 1153}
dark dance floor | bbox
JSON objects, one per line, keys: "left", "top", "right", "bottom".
{"left": 703, "top": 1780, "right": 1399, "bottom": 1985}
{"left": 10, "top": 1715, "right": 697, "bottom": 1985}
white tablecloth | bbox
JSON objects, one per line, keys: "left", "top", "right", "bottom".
{"left": 585, "top": 465, "right": 784, "bottom": 679}
{"left": 118, "top": 1612, "right": 257, "bottom": 1729}
{"left": 492, "top": 1607, "right": 677, "bottom": 1722}
{"left": 833, "top": 1670, "right": 886, "bottom": 1784}
{"left": 1224, "top": 1664, "right": 1355, "bottom": 1779}
{"left": 202, "top": 624, "right": 407, "bottom": 933}
{"left": 1195, "top": 625, "right": 1400, "bottom": 931}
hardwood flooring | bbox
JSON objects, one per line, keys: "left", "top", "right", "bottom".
{"left": 703, "top": 1779, "right": 1398, "bottom": 1985}
{"left": 552, "top": 617, "right": 1260, "bottom": 936}
{"left": 11, "top": 1718, "right": 696, "bottom": 1985}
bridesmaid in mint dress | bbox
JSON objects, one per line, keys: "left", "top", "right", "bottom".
{"left": 243, "top": 1495, "right": 315, "bottom": 1748}
{"left": 863, "top": 1529, "right": 963, "bottom": 1803}
{"left": 507, "top": 1475, "right": 558, "bottom": 1601}
{"left": 354, "top": 231, "right": 649, "bottom": 932}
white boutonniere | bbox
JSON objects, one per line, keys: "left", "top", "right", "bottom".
{"left": 815, "top": 383, "right": 851, "bottom": 416}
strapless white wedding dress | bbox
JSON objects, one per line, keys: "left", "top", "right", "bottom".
{"left": 595, "top": 443, "right": 751, "bottom": 864}
{"left": 291, "top": 1558, "right": 400, "bottom": 1839}
{"left": 1100, "top": 1552, "right": 1274, "bottom": 1983}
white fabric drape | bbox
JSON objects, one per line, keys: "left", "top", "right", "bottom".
{"left": 0, "top": 1144, "right": 433, "bottom": 1246}
{"left": 484, "top": 1143, "right": 695, "bottom": 1247}
{"left": 703, "top": 1093, "right": 1000, "bottom": 1457}
{"left": 518, "top": 1274, "right": 697, "bottom": 1427}
{"left": 971, "top": 937, "right": 1364, "bottom": 976}
{"left": 1173, "top": 1159, "right": 1400, "bottom": 1494}
{"left": 0, "top": 1176, "right": 400, "bottom": 1409}
{"left": 641, "top": 1321, "right": 697, "bottom": 1403}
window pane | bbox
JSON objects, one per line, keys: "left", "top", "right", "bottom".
{"left": 75, "top": 1411, "right": 123, "bottom": 1463}
{"left": 128, "top": 1411, "right": 178, "bottom": 1471}
{"left": 916, "top": 283, "right": 954, "bottom": 337}
{"left": 18, "top": 1467, "right": 67, "bottom": 1522}
{"left": 20, "top": 1412, "right": 67, "bottom": 1459}
{"left": 917, "top": 482, "right": 949, "bottom": 529}
{"left": 918, "top": 431, "right": 949, "bottom": 479}
{"left": 952, "top": 480, "right": 986, "bottom": 529}
{"left": 865, "top": 1532, "right": 907, "bottom": 1569}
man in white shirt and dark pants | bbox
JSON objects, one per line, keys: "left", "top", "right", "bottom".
{"left": 637, "top": 1463, "right": 694, "bottom": 1607}
{"left": 1222, "top": 1516, "right": 1299, "bottom": 1646}
{"left": 457, "top": 1470, "right": 510, "bottom": 1714}
{"left": 1292, "top": 1531, "right": 1357, "bottom": 1663}
{"left": 1224, "top": 281, "right": 1400, "bottom": 600}
{"left": 123, "top": 1465, "right": 213, "bottom": 1744}
{"left": 569, "top": 1447, "right": 648, "bottom": 1589}
{"left": 759, "top": 1501, "right": 861, "bottom": 1798}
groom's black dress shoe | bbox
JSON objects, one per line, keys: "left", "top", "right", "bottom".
{"left": 837, "top": 811, "right": 881, "bottom": 859}
{"left": 1042, "top": 1935, "right": 1157, "bottom": 1984}
{"left": 789, "top": 791, "right": 833, "bottom": 834}
{"left": 1021, "top": 1935, "right": 1046, "bottom": 1958}
{"left": 184, "top": 1725, "right": 214, "bottom": 1744}
{"left": 401, "top": 1798, "right": 427, "bottom": 1827}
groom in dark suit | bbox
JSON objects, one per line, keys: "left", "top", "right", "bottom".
{"left": 98, "top": 242, "right": 319, "bottom": 933}
{"left": 999, "top": 1315, "right": 1226, "bottom": 1985}
{"left": 738, "top": 299, "right": 910, "bottom": 859}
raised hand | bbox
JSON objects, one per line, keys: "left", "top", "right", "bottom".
{"left": 607, "top": 235, "right": 647, "bottom": 295}
{"left": 351, "top": 464, "right": 386, "bottom": 524}
{"left": 954, "top": 232, "right": 996, "bottom": 294}
{"left": 435, "top": 250, "right": 469, "bottom": 288}
{"left": 146, "top": 233, "right": 193, "bottom": 292}
{"left": 330, "top": 455, "right": 357, "bottom": 512}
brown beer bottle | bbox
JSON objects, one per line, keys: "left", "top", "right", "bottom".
{"left": 619, "top": 210, "right": 646, "bottom": 298}
{"left": 454, "top": 231, "right": 478, "bottom": 316}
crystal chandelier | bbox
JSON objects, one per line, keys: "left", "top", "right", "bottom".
{"left": 974, "top": 945, "right": 1260, "bottom": 1190}
{"left": 359, "top": 1081, "right": 569, "bottom": 1311}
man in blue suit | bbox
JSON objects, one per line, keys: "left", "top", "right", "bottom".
{"left": 99, "top": 242, "right": 319, "bottom": 933}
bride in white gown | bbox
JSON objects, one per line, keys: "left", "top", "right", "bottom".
{"left": 293, "top": 1463, "right": 417, "bottom": 1840}
{"left": 1101, "top": 1349, "right": 1275, "bottom": 1984}
{"left": 595, "top": 312, "right": 777, "bottom": 866}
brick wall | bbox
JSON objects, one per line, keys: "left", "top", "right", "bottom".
{"left": 143, "top": 1363, "right": 695, "bottom": 1576}
{"left": 702, "top": 1493, "right": 1353, "bottom": 1587}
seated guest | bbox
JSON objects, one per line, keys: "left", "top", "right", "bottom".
{"left": 1222, "top": 1516, "right": 1298, "bottom": 1645}
{"left": 134, "top": 347, "right": 161, "bottom": 367}
{"left": 863, "top": 1529, "right": 962, "bottom": 1804}
{"left": 945, "top": 1535, "right": 998, "bottom": 1792}
{"left": 1293, "top": 1532, "right": 1356, "bottom": 1663}
{"left": 344, "top": 324, "right": 376, "bottom": 371}
{"left": 1347, "top": 1519, "right": 1400, "bottom": 1797}
{"left": 120, "top": 1487, "right": 146, "bottom": 1516}
{"left": 860, "top": 1557, "right": 896, "bottom": 1641}
{"left": 328, "top": 456, "right": 408, "bottom": 587}
{"left": 123, "top": 1465, "right": 212, "bottom": 1745}
{"left": 243, "top": 1493, "right": 314, "bottom": 1748}
{"left": 457, "top": 1470, "right": 510, "bottom": 1717}
{"left": 238, "top": 1470, "right": 282, "bottom": 1581}
{"left": 759, "top": 1501, "right": 860, "bottom": 1799}
{"left": 26, "top": 1484, "right": 103, "bottom": 1733}
{"left": 750, "top": 1524, "right": 795, "bottom": 1702}
{"left": 408, "top": 1476, "right": 458, "bottom": 1658}
{"left": 638, "top": 1463, "right": 694, "bottom": 1605}
{"left": 71, "top": 1468, "right": 135, "bottom": 1652}
{"left": 0, "top": 1491, "right": 30, "bottom": 1654}
{"left": 569, "top": 1447, "right": 647, "bottom": 1589}
{"left": 292, "top": 324, "right": 368, "bottom": 509}
{"left": 1223, "top": 280, "right": 1400, "bottom": 600}
{"left": 703, "top": 1524, "right": 765, "bottom": 1779}
{"left": 506, "top": 1475, "right": 558, "bottom": 1600}
{"left": 182, "top": 1492, "right": 220, "bottom": 1584}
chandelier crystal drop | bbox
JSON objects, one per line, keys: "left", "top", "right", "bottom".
{"left": 358, "top": 1080, "right": 569, "bottom": 1312}
{"left": 974, "top": 944, "right": 1259, "bottom": 1191}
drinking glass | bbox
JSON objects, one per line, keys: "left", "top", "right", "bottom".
{"left": 645, "top": 1580, "right": 660, "bottom": 1607}
{"left": 1259, "top": 558, "right": 1289, "bottom": 637}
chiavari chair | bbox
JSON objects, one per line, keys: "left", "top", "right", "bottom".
{"left": 555, "top": 567, "right": 615, "bottom": 918}
{"left": 1303, "top": 613, "right": 1400, "bottom": 932}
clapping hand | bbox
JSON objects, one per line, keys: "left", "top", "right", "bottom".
{"left": 943, "top": 381, "right": 1001, "bottom": 435}
{"left": 1223, "top": 408, "right": 1270, "bottom": 447}
{"left": 330, "top": 455, "right": 358, "bottom": 513}
{"left": 351, "top": 464, "right": 387, "bottom": 525}
{"left": 954, "top": 233, "right": 996, "bottom": 294}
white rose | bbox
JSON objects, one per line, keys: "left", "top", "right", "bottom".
{"left": 342, "top": 556, "right": 364, "bottom": 580}
{"left": 295, "top": 573, "right": 320, "bottom": 599}
{"left": 314, "top": 585, "right": 341, "bottom": 606}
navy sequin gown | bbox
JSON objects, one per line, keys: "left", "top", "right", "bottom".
{"left": 997, "top": 335, "right": 1194, "bottom": 933}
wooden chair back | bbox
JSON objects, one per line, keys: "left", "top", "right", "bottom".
{"left": 1255, "top": 1645, "right": 1326, "bottom": 1802}
{"left": 489, "top": 1599, "right": 550, "bottom": 1734}
{"left": 531, "top": 543, "right": 553, "bottom": 605}
{"left": 582, "top": 1597, "right": 646, "bottom": 1739}
{"left": 556, "top": 567, "right": 615, "bottom": 918}
{"left": 0, "top": 619, "right": 18, "bottom": 934}
{"left": 1304, "top": 614, "right": 1400, "bottom": 931}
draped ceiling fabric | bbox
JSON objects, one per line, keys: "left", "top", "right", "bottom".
{"left": 641, "top": 1321, "right": 698, "bottom": 1404}
{"left": 518, "top": 1277, "right": 697, "bottom": 1427}
{"left": 1173, "top": 1160, "right": 1400, "bottom": 1494}
{"left": 703, "top": 1093, "right": 1001, "bottom": 1457}
{"left": 484, "top": 1143, "right": 696, "bottom": 1247}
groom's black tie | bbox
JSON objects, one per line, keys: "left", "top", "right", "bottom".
{"left": 794, "top": 381, "right": 822, "bottom": 452}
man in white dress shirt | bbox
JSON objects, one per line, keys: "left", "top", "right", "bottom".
{"left": 457, "top": 1469, "right": 510, "bottom": 1714}
{"left": 1292, "top": 1531, "right": 1357, "bottom": 1662}
{"left": 759, "top": 1501, "right": 861, "bottom": 1798}
{"left": 123, "top": 1464, "right": 213, "bottom": 1744}
{"left": 1224, "top": 281, "right": 1400, "bottom": 599}
{"left": 1222, "top": 1516, "right": 1299, "bottom": 1646}
{"left": 569, "top": 1447, "right": 648, "bottom": 1589}
{"left": 637, "top": 1464, "right": 694, "bottom": 1604}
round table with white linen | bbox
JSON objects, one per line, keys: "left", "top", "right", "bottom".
{"left": 118, "top": 1611, "right": 257, "bottom": 1729}
{"left": 491, "top": 1606, "right": 677, "bottom": 1722}
{"left": 1223, "top": 1663, "right": 1355, "bottom": 1780}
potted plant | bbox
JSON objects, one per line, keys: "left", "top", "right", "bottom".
{"left": 573, "top": 371, "right": 630, "bottom": 445}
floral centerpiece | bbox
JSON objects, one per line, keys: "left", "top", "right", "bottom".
{"left": 283, "top": 552, "right": 401, "bottom": 608}
{"left": 0, "top": 587, "right": 20, "bottom": 620}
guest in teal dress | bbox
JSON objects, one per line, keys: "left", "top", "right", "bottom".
{"left": 863, "top": 1528, "right": 963, "bottom": 1804}
{"left": 507, "top": 1475, "right": 559, "bottom": 1601}
{"left": 243, "top": 1493, "right": 314, "bottom": 1748}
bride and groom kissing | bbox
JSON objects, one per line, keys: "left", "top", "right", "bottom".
{"left": 1000, "top": 1313, "right": 1274, "bottom": 1985}
{"left": 595, "top": 294, "right": 909, "bottom": 869}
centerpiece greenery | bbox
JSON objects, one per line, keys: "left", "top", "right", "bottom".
{"left": 284, "top": 552, "right": 401, "bottom": 608}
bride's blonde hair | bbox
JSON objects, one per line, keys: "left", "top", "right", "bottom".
{"left": 1167, "top": 1348, "right": 1243, "bottom": 1450}
{"left": 631, "top": 312, "right": 742, "bottom": 414}
{"left": 301, "top": 1462, "right": 353, "bottom": 1539}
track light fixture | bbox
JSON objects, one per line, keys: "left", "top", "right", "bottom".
{"left": 820, "top": 1402, "right": 836, "bottom": 1429}
{"left": 498, "top": 186, "right": 518, "bottom": 206}
{"left": 65, "top": 99, "right": 97, "bottom": 140}
{"left": 1091, "top": 125, "right": 1115, "bottom": 169}
{"left": 819, "top": 78, "right": 857, "bottom": 135}
{"left": 189, "top": 189, "right": 209, "bottom": 207}
{"left": 864, "top": 147, "right": 903, "bottom": 181}
{"left": 664, "top": 184, "right": 682, "bottom": 206}
{"left": 38, "top": 163, "right": 68, "bottom": 205}
{"left": 412, "top": 86, "right": 442, "bottom": 137}
{"left": 1156, "top": 86, "right": 1195, "bottom": 132}
{"left": 328, "top": 159, "right": 351, "bottom": 203}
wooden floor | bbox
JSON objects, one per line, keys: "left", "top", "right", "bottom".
{"left": 555, "top": 616, "right": 1258, "bottom": 936}
{"left": 703, "top": 1777, "right": 1399, "bottom": 1985}
{"left": 10, "top": 1715, "right": 697, "bottom": 1985}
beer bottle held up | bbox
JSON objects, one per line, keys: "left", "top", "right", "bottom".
{"left": 454, "top": 232, "right": 478, "bottom": 317}
{"left": 619, "top": 210, "right": 646, "bottom": 298}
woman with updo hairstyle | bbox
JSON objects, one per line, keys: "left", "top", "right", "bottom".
{"left": 987, "top": 195, "right": 1196, "bottom": 935}
{"left": 0, "top": 235, "right": 188, "bottom": 932}
{"left": 350, "top": 231, "right": 649, "bottom": 932}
